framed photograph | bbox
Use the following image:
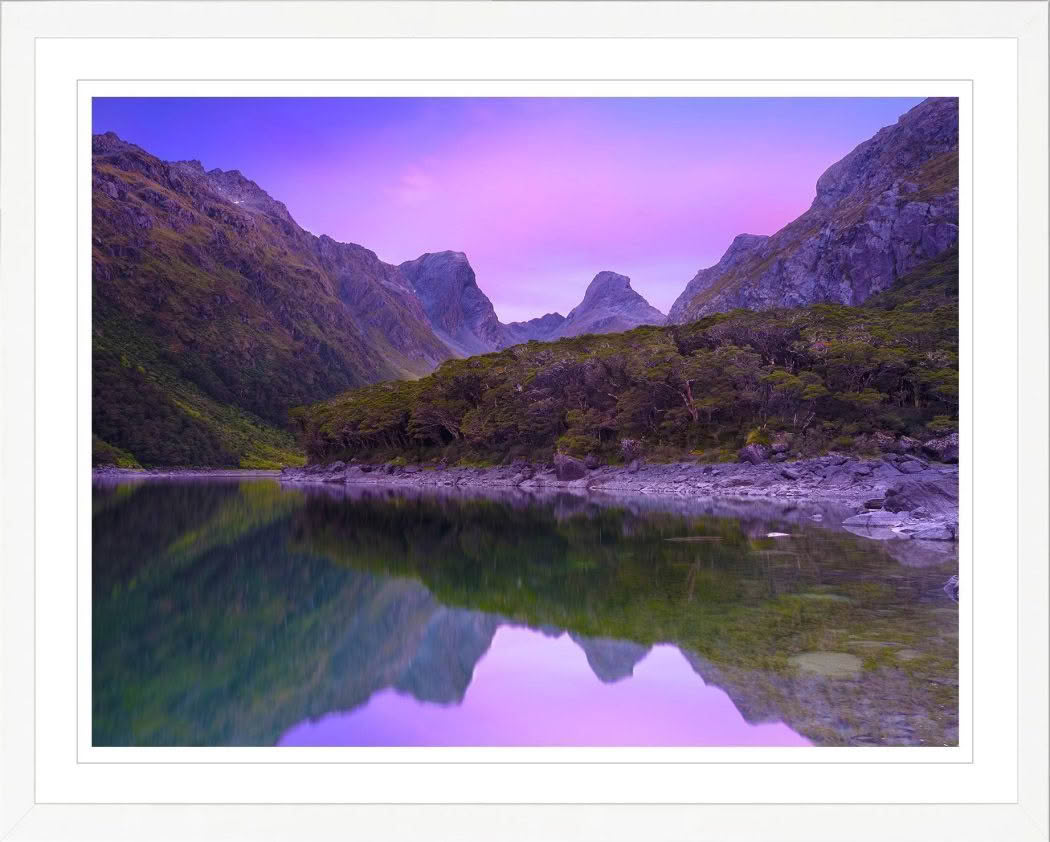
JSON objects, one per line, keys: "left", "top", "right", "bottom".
{"left": 2, "top": 1, "right": 1046, "bottom": 839}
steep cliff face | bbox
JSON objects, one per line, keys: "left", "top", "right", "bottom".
{"left": 553, "top": 271, "right": 666, "bottom": 338}
{"left": 92, "top": 132, "right": 451, "bottom": 466}
{"left": 397, "top": 251, "right": 510, "bottom": 356}
{"left": 668, "top": 97, "right": 959, "bottom": 323}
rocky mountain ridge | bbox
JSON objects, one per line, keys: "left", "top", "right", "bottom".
{"left": 668, "top": 97, "right": 959, "bottom": 322}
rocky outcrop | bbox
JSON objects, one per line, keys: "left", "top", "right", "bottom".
{"left": 551, "top": 271, "right": 666, "bottom": 338}
{"left": 669, "top": 98, "right": 959, "bottom": 322}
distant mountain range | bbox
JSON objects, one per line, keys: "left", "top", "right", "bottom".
{"left": 91, "top": 96, "right": 957, "bottom": 467}
{"left": 399, "top": 252, "right": 667, "bottom": 354}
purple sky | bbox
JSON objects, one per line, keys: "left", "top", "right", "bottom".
{"left": 93, "top": 97, "right": 922, "bottom": 321}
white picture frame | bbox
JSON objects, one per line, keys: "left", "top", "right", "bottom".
{"left": 2, "top": 1, "right": 1046, "bottom": 839}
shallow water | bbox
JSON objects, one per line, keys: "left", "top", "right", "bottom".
{"left": 92, "top": 479, "right": 958, "bottom": 747}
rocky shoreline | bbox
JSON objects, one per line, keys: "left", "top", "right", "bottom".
{"left": 93, "top": 466, "right": 281, "bottom": 480}
{"left": 277, "top": 452, "right": 959, "bottom": 543}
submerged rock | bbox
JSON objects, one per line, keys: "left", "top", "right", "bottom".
{"left": 788, "top": 652, "right": 863, "bottom": 678}
{"left": 842, "top": 510, "right": 904, "bottom": 528}
{"left": 911, "top": 523, "right": 956, "bottom": 541}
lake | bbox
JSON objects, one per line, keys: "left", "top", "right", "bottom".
{"left": 92, "top": 478, "right": 958, "bottom": 747}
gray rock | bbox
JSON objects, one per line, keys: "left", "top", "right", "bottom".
{"left": 781, "top": 468, "right": 801, "bottom": 481}
{"left": 897, "top": 459, "right": 926, "bottom": 474}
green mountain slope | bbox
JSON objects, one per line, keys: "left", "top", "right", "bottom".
{"left": 92, "top": 133, "right": 452, "bottom": 467}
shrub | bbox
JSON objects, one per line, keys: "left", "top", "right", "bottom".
{"left": 926, "top": 415, "right": 958, "bottom": 434}
{"left": 745, "top": 428, "right": 771, "bottom": 446}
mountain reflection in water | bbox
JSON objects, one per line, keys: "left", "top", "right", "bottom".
{"left": 92, "top": 479, "right": 958, "bottom": 747}
{"left": 279, "top": 626, "right": 810, "bottom": 746}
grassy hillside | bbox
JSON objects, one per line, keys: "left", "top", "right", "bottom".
{"left": 295, "top": 250, "right": 958, "bottom": 466}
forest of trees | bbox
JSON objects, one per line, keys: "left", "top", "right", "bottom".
{"left": 293, "top": 250, "right": 959, "bottom": 466}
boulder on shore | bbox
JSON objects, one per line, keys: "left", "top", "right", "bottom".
{"left": 554, "top": 453, "right": 588, "bottom": 481}
{"left": 883, "top": 474, "right": 958, "bottom": 516}
{"left": 922, "top": 432, "right": 959, "bottom": 463}
{"left": 738, "top": 443, "right": 770, "bottom": 465}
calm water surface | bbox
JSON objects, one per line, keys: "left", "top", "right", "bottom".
{"left": 92, "top": 479, "right": 958, "bottom": 747}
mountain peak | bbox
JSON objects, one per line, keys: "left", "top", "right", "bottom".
{"left": 557, "top": 271, "right": 666, "bottom": 338}
{"left": 580, "top": 271, "right": 636, "bottom": 302}
{"left": 197, "top": 166, "right": 296, "bottom": 225}
{"left": 399, "top": 251, "right": 506, "bottom": 357}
